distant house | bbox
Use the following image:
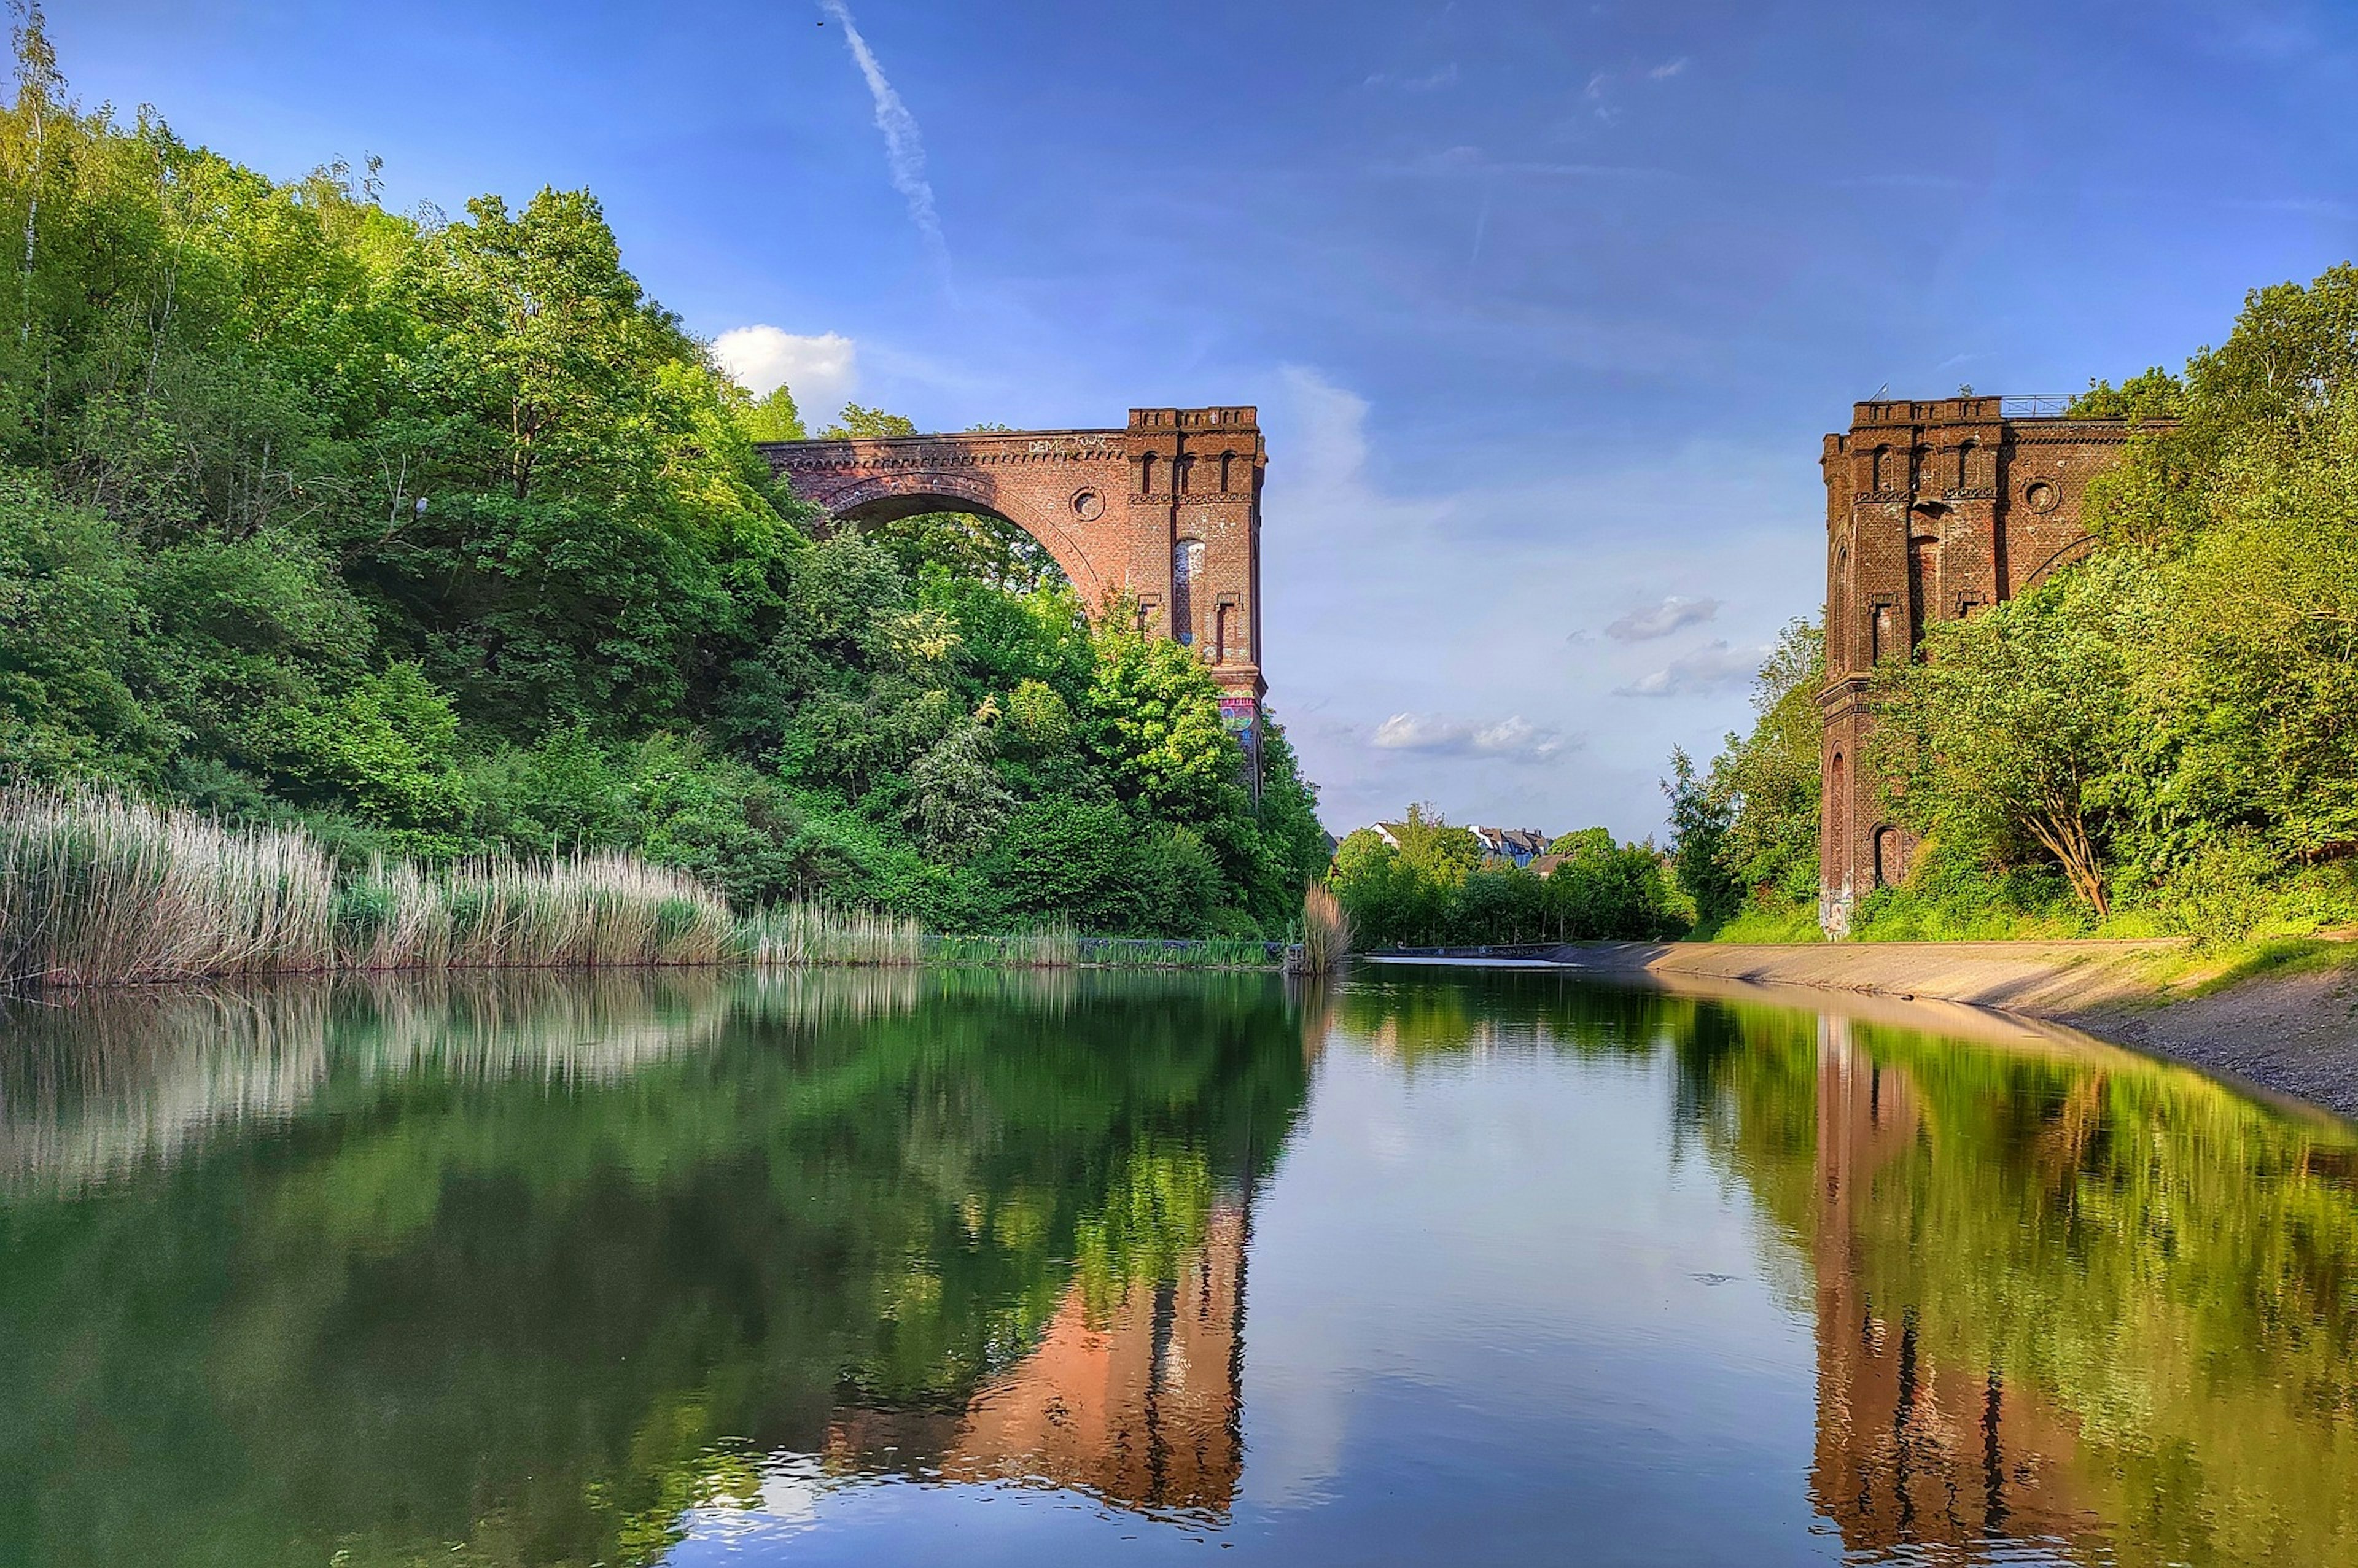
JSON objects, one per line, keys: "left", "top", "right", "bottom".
{"left": 1468, "top": 826, "right": 1550, "bottom": 868}
{"left": 1366, "top": 822, "right": 1552, "bottom": 868}
{"left": 1527, "top": 853, "right": 1566, "bottom": 879}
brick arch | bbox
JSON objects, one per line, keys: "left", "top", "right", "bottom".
{"left": 2019, "top": 532, "right": 2097, "bottom": 592}
{"left": 759, "top": 407, "right": 1267, "bottom": 704}
{"left": 812, "top": 468, "right": 1111, "bottom": 600}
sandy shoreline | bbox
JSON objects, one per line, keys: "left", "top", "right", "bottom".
{"left": 1379, "top": 939, "right": 2358, "bottom": 1119}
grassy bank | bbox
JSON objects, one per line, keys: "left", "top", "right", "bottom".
{"left": 0, "top": 791, "right": 1294, "bottom": 990}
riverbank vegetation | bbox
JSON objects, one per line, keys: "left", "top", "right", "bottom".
{"left": 1295, "top": 882, "right": 1352, "bottom": 974}
{"left": 1327, "top": 807, "right": 1686, "bottom": 947}
{"left": 0, "top": 20, "right": 1327, "bottom": 950}
{"left": 1673, "top": 263, "right": 2358, "bottom": 946}
{"left": 0, "top": 788, "right": 1300, "bottom": 988}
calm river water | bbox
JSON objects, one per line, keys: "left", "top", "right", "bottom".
{"left": 2, "top": 968, "right": 2354, "bottom": 1566}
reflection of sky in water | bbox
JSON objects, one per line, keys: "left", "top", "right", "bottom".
{"left": 7, "top": 970, "right": 2354, "bottom": 1566}
{"left": 662, "top": 1039, "right": 1831, "bottom": 1566}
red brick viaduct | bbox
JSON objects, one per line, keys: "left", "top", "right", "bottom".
{"left": 762, "top": 392, "right": 2144, "bottom": 933}
{"left": 758, "top": 406, "right": 1267, "bottom": 716}
{"left": 1818, "top": 394, "right": 2144, "bottom": 934}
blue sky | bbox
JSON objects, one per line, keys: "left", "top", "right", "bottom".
{"left": 49, "top": 0, "right": 2358, "bottom": 837}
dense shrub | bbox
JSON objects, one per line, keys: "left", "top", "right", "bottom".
{"left": 1329, "top": 805, "right": 1685, "bottom": 947}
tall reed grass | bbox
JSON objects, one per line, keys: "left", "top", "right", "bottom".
{"left": 735, "top": 902, "right": 925, "bottom": 967}
{"left": 2, "top": 789, "right": 732, "bottom": 988}
{"left": 337, "top": 851, "right": 731, "bottom": 970}
{"left": 1292, "top": 883, "right": 1353, "bottom": 976}
{"left": 1, "top": 789, "right": 1298, "bottom": 990}
{"left": 927, "top": 925, "right": 1084, "bottom": 969}
{"left": 0, "top": 789, "right": 336, "bottom": 987}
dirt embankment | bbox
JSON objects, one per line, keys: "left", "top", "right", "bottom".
{"left": 1557, "top": 939, "right": 2358, "bottom": 1119}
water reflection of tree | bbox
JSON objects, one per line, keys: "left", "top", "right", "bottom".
{"left": 1772, "top": 1017, "right": 2358, "bottom": 1566}
{"left": 1331, "top": 971, "right": 2358, "bottom": 1566}
{"left": 0, "top": 971, "right": 1309, "bottom": 1566}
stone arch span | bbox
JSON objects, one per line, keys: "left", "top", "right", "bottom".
{"left": 760, "top": 406, "right": 1266, "bottom": 702}
{"left": 806, "top": 468, "right": 1110, "bottom": 601}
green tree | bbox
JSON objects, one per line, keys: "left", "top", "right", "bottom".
{"left": 819, "top": 403, "right": 919, "bottom": 438}
{"left": 1084, "top": 621, "right": 1244, "bottom": 827}
{"left": 1870, "top": 561, "right": 2147, "bottom": 915}
{"left": 1663, "top": 747, "right": 1738, "bottom": 932}
{"left": 1714, "top": 616, "right": 1824, "bottom": 906}
{"left": 740, "top": 383, "right": 806, "bottom": 441}
{"left": 0, "top": 467, "right": 157, "bottom": 779}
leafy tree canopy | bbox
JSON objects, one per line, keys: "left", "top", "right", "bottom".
{"left": 0, "top": 25, "right": 1326, "bottom": 935}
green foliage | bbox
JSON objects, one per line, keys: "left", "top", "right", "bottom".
{"left": 0, "top": 468, "right": 156, "bottom": 777}
{"left": 908, "top": 716, "right": 1012, "bottom": 860}
{"left": 266, "top": 662, "right": 470, "bottom": 844}
{"left": 1329, "top": 804, "right": 1683, "bottom": 947}
{"left": 0, "top": 43, "right": 1326, "bottom": 938}
{"left": 1714, "top": 618, "right": 1823, "bottom": 905}
{"left": 1667, "top": 620, "right": 1823, "bottom": 939}
{"left": 1872, "top": 558, "right": 2147, "bottom": 915}
{"left": 1662, "top": 747, "right": 1740, "bottom": 934}
{"left": 2154, "top": 829, "right": 2282, "bottom": 948}
{"left": 868, "top": 511, "right": 1065, "bottom": 594}
{"left": 739, "top": 383, "right": 806, "bottom": 441}
{"left": 2066, "top": 365, "right": 2185, "bottom": 421}
{"left": 967, "top": 798, "right": 1229, "bottom": 937}
{"left": 819, "top": 403, "right": 919, "bottom": 438}
{"left": 1084, "top": 621, "right": 1245, "bottom": 825}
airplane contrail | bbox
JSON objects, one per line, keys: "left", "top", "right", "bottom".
{"left": 819, "top": 1, "right": 947, "bottom": 267}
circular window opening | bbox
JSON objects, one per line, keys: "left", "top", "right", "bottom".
{"left": 1071, "top": 488, "right": 1105, "bottom": 521}
{"left": 2024, "top": 480, "right": 2060, "bottom": 513}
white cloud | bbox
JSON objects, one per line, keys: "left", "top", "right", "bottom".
{"left": 820, "top": 1, "right": 947, "bottom": 264}
{"left": 1648, "top": 57, "right": 1691, "bottom": 80}
{"left": 711, "top": 327, "right": 858, "bottom": 409}
{"left": 1371, "top": 713, "right": 1574, "bottom": 764}
{"left": 1615, "top": 640, "right": 1765, "bottom": 699}
{"left": 1258, "top": 365, "right": 1819, "bottom": 838}
{"left": 1605, "top": 594, "right": 1720, "bottom": 642}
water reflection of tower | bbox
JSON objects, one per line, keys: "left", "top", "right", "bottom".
{"left": 943, "top": 1197, "right": 1247, "bottom": 1515}
{"left": 826, "top": 1190, "right": 1251, "bottom": 1518}
{"left": 1809, "top": 1016, "right": 2096, "bottom": 1556}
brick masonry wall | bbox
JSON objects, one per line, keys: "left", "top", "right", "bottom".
{"left": 760, "top": 407, "right": 1266, "bottom": 704}
{"left": 1817, "top": 397, "right": 2146, "bottom": 933}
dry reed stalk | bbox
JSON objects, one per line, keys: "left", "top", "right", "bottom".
{"left": 1294, "top": 883, "right": 1353, "bottom": 976}
{"left": 0, "top": 788, "right": 335, "bottom": 987}
{"left": 739, "top": 902, "right": 924, "bottom": 967}
{"left": 0, "top": 790, "right": 734, "bottom": 988}
{"left": 1000, "top": 925, "right": 1081, "bottom": 968}
{"left": 382, "top": 852, "right": 731, "bottom": 971}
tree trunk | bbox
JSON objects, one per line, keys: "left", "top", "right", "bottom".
{"left": 2027, "top": 810, "right": 2108, "bottom": 917}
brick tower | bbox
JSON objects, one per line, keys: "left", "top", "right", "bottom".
{"left": 1817, "top": 396, "right": 2146, "bottom": 934}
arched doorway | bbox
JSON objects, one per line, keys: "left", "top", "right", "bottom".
{"left": 1828, "top": 751, "right": 1848, "bottom": 890}
{"left": 1872, "top": 825, "right": 1905, "bottom": 888}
